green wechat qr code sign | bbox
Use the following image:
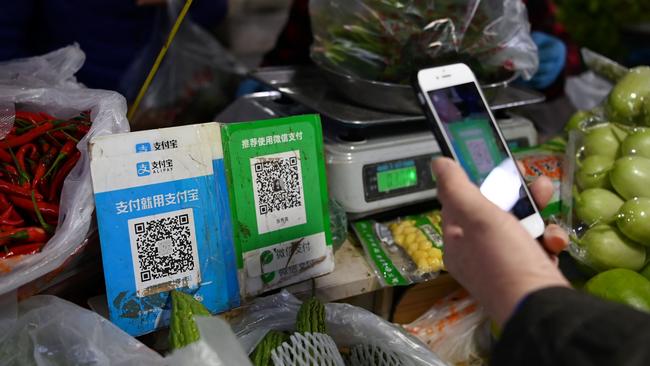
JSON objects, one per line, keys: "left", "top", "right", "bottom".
{"left": 221, "top": 115, "right": 332, "bottom": 269}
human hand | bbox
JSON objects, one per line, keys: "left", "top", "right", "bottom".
{"left": 432, "top": 157, "right": 570, "bottom": 326}
{"left": 525, "top": 31, "right": 567, "bottom": 90}
{"left": 525, "top": 170, "right": 569, "bottom": 258}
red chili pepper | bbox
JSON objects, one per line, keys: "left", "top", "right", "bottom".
{"left": 7, "top": 148, "right": 30, "bottom": 186}
{"left": 0, "top": 121, "right": 62, "bottom": 149}
{"left": 0, "top": 242, "right": 45, "bottom": 259}
{"left": 0, "top": 180, "right": 42, "bottom": 199}
{"left": 9, "top": 196, "right": 59, "bottom": 218}
{"left": 43, "top": 140, "right": 75, "bottom": 180}
{"left": 38, "top": 139, "right": 51, "bottom": 155}
{"left": 0, "top": 227, "right": 48, "bottom": 243}
{"left": 38, "top": 112, "right": 55, "bottom": 121}
{"left": 14, "top": 111, "right": 45, "bottom": 125}
{"left": 0, "top": 150, "right": 12, "bottom": 164}
{"left": 0, "top": 164, "right": 19, "bottom": 185}
{"left": 0, "top": 206, "right": 24, "bottom": 226}
{"left": 16, "top": 144, "right": 37, "bottom": 179}
{"left": 31, "top": 147, "right": 58, "bottom": 190}
{"left": 48, "top": 150, "right": 80, "bottom": 201}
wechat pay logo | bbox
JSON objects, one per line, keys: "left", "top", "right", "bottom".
{"left": 260, "top": 250, "right": 274, "bottom": 265}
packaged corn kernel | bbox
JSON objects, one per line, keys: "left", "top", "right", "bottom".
{"left": 352, "top": 211, "right": 444, "bottom": 287}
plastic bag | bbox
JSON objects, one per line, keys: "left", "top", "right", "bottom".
{"left": 565, "top": 71, "right": 613, "bottom": 111}
{"left": 309, "top": 0, "right": 538, "bottom": 84}
{"left": 0, "top": 294, "right": 252, "bottom": 365}
{"left": 0, "top": 44, "right": 85, "bottom": 89}
{"left": 561, "top": 120, "right": 650, "bottom": 273}
{"left": 0, "top": 52, "right": 130, "bottom": 295}
{"left": 403, "top": 290, "right": 490, "bottom": 365}
{"left": 167, "top": 316, "right": 253, "bottom": 366}
{"left": 123, "top": 0, "right": 247, "bottom": 130}
{"left": 231, "top": 290, "right": 447, "bottom": 366}
{"left": 0, "top": 294, "right": 164, "bottom": 365}
{"left": 352, "top": 211, "right": 445, "bottom": 287}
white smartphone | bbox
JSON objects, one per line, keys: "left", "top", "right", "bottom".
{"left": 414, "top": 63, "right": 545, "bottom": 238}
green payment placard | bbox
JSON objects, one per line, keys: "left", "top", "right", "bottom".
{"left": 221, "top": 115, "right": 332, "bottom": 295}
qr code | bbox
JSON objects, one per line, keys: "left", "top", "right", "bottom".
{"left": 128, "top": 208, "right": 200, "bottom": 297}
{"left": 466, "top": 138, "right": 495, "bottom": 175}
{"left": 251, "top": 151, "right": 306, "bottom": 234}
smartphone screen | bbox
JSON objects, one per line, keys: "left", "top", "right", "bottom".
{"left": 428, "top": 82, "right": 536, "bottom": 220}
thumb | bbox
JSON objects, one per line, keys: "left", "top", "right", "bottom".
{"left": 431, "top": 157, "right": 490, "bottom": 216}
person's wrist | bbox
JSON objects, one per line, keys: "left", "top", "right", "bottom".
{"left": 488, "top": 272, "right": 570, "bottom": 326}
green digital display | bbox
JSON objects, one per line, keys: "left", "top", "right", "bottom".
{"left": 377, "top": 166, "right": 418, "bottom": 192}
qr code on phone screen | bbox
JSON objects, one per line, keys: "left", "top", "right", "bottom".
{"left": 128, "top": 208, "right": 200, "bottom": 297}
{"left": 466, "top": 138, "right": 495, "bottom": 175}
{"left": 251, "top": 150, "right": 306, "bottom": 234}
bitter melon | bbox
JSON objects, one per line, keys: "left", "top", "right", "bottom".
{"left": 169, "top": 290, "right": 211, "bottom": 351}
{"left": 295, "top": 296, "right": 327, "bottom": 334}
{"left": 250, "top": 330, "right": 290, "bottom": 366}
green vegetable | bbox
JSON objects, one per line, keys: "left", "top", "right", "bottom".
{"left": 565, "top": 110, "right": 595, "bottom": 133}
{"left": 639, "top": 262, "right": 650, "bottom": 281}
{"left": 621, "top": 128, "right": 650, "bottom": 158}
{"left": 579, "top": 224, "right": 646, "bottom": 272}
{"left": 169, "top": 290, "right": 211, "bottom": 351}
{"left": 581, "top": 124, "right": 627, "bottom": 159}
{"left": 250, "top": 330, "right": 289, "bottom": 366}
{"left": 617, "top": 198, "right": 650, "bottom": 246}
{"left": 312, "top": 1, "right": 515, "bottom": 84}
{"left": 585, "top": 268, "right": 650, "bottom": 313}
{"left": 610, "top": 156, "right": 650, "bottom": 199}
{"left": 606, "top": 67, "right": 650, "bottom": 125}
{"left": 575, "top": 188, "right": 624, "bottom": 225}
{"left": 296, "top": 297, "right": 327, "bottom": 334}
{"left": 576, "top": 155, "right": 614, "bottom": 190}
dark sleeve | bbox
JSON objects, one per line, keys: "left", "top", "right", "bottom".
{"left": 493, "top": 287, "right": 650, "bottom": 366}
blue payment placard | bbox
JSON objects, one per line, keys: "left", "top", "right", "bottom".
{"left": 90, "top": 123, "right": 239, "bottom": 336}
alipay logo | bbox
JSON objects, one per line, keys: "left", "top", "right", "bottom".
{"left": 136, "top": 162, "right": 151, "bottom": 177}
{"left": 135, "top": 143, "right": 152, "bottom": 153}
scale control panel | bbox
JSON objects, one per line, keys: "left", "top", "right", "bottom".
{"left": 325, "top": 114, "right": 538, "bottom": 217}
{"left": 363, "top": 155, "right": 436, "bottom": 202}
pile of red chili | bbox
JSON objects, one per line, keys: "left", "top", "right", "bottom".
{"left": 0, "top": 109, "right": 91, "bottom": 260}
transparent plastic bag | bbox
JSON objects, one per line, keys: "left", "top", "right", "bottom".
{"left": 403, "top": 290, "right": 490, "bottom": 365}
{"left": 309, "top": 0, "right": 538, "bottom": 84}
{"left": 352, "top": 211, "right": 445, "bottom": 287}
{"left": 562, "top": 122, "right": 650, "bottom": 273}
{"left": 123, "top": 0, "right": 247, "bottom": 130}
{"left": 0, "top": 44, "right": 85, "bottom": 89}
{"left": 0, "top": 62, "right": 130, "bottom": 295}
{"left": 0, "top": 294, "right": 252, "bottom": 366}
{"left": 231, "top": 290, "right": 447, "bottom": 366}
{"left": 565, "top": 71, "right": 613, "bottom": 111}
{"left": 0, "top": 294, "right": 164, "bottom": 365}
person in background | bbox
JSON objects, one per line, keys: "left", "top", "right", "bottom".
{"left": 0, "top": 0, "right": 228, "bottom": 97}
{"left": 522, "top": 0, "right": 581, "bottom": 95}
{"left": 432, "top": 156, "right": 650, "bottom": 365}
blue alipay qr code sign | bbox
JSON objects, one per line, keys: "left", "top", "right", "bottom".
{"left": 136, "top": 142, "right": 152, "bottom": 153}
{"left": 136, "top": 161, "right": 151, "bottom": 177}
{"left": 94, "top": 160, "right": 239, "bottom": 336}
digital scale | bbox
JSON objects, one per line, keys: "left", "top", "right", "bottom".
{"left": 217, "top": 67, "right": 543, "bottom": 218}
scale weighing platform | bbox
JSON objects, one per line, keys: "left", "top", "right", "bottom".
{"left": 217, "top": 67, "right": 543, "bottom": 218}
